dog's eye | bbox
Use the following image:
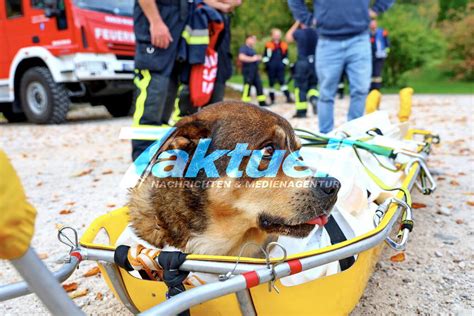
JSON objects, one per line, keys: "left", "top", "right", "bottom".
{"left": 261, "top": 144, "right": 275, "bottom": 159}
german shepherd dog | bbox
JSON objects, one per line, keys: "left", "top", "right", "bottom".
{"left": 128, "top": 102, "right": 340, "bottom": 257}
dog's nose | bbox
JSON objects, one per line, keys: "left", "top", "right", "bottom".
{"left": 316, "top": 177, "right": 341, "bottom": 196}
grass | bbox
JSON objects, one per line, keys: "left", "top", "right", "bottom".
{"left": 230, "top": 66, "right": 473, "bottom": 94}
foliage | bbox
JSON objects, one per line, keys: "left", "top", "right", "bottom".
{"left": 440, "top": 4, "right": 474, "bottom": 80}
{"left": 378, "top": 4, "right": 446, "bottom": 86}
{"left": 437, "top": 0, "right": 468, "bottom": 21}
{"left": 231, "top": 0, "right": 294, "bottom": 63}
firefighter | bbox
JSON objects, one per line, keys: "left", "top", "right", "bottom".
{"left": 131, "top": 0, "right": 236, "bottom": 160}
{"left": 370, "top": 19, "right": 390, "bottom": 91}
{"left": 239, "top": 35, "right": 267, "bottom": 106}
{"left": 131, "top": 0, "right": 189, "bottom": 160}
{"left": 285, "top": 21, "right": 318, "bottom": 118}
{"left": 263, "top": 28, "right": 293, "bottom": 104}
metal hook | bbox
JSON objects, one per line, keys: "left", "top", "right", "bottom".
{"left": 57, "top": 226, "right": 79, "bottom": 253}
{"left": 218, "top": 242, "right": 267, "bottom": 282}
{"left": 265, "top": 242, "right": 288, "bottom": 294}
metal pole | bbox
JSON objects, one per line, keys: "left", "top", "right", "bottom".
{"left": 10, "top": 247, "right": 84, "bottom": 315}
{"left": 0, "top": 254, "right": 80, "bottom": 301}
{"left": 236, "top": 289, "right": 257, "bottom": 316}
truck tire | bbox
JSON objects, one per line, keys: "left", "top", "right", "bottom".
{"left": 20, "top": 67, "right": 70, "bottom": 124}
{"left": 103, "top": 92, "right": 134, "bottom": 118}
{"left": 1, "top": 103, "right": 27, "bottom": 123}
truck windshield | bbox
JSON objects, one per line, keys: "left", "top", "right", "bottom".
{"left": 73, "top": 0, "right": 133, "bottom": 17}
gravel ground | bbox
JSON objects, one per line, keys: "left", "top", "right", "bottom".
{"left": 0, "top": 94, "right": 473, "bottom": 315}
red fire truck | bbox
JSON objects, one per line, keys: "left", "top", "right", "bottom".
{"left": 0, "top": 0, "right": 136, "bottom": 124}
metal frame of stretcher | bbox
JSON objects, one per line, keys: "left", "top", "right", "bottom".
{"left": 0, "top": 129, "right": 438, "bottom": 316}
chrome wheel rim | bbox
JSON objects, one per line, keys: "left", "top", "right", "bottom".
{"left": 26, "top": 82, "right": 47, "bottom": 116}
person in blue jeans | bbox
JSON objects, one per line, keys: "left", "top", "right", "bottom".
{"left": 288, "top": 0, "right": 395, "bottom": 133}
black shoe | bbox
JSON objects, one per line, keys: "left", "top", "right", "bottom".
{"left": 259, "top": 101, "right": 270, "bottom": 107}
{"left": 284, "top": 90, "right": 293, "bottom": 103}
{"left": 269, "top": 92, "right": 275, "bottom": 104}
{"left": 293, "top": 109, "right": 307, "bottom": 118}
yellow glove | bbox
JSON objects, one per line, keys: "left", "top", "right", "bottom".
{"left": 0, "top": 150, "right": 36, "bottom": 259}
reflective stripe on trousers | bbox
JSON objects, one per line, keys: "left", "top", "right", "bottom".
{"left": 133, "top": 69, "right": 152, "bottom": 126}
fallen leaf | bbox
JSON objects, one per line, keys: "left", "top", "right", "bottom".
{"left": 65, "top": 201, "right": 76, "bottom": 206}
{"left": 55, "top": 223, "right": 64, "bottom": 230}
{"left": 36, "top": 181, "right": 43, "bottom": 187}
{"left": 467, "top": 201, "right": 474, "bottom": 207}
{"left": 455, "top": 219, "right": 464, "bottom": 224}
{"left": 450, "top": 180, "right": 460, "bottom": 186}
{"left": 95, "top": 292, "right": 104, "bottom": 301}
{"left": 74, "top": 168, "right": 93, "bottom": 177}
{"left": 390, "top": 252, "right": 405, "bottom": 262}
{"left": 38, "top": 253, "right": 49, "bottom": 260}
{"left": 106, "top": 203, "right": 116, "bottom": 208}
{"left": 412, "top": 202, "right": 427, "bottom": 209}
{"left": 69, "top": 288, "right": 88, "bottom": 299}
{"left": 102, "top": 169, "right": 113, "bottom": 175}
{"left": 63, "top": 282, "right": 78, "bottom": 292}
{"left": 437, "top": 176, "right": 446, "bottom": 181}
{"left": 59, "top": 209, "right": 73, "bottom": 215}
{"left": 83, "top": 266, "right": 100, "bottom": 277}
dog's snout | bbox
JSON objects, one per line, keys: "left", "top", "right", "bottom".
{"left": 316, "top": 177, "right": 341, "bottom": 197}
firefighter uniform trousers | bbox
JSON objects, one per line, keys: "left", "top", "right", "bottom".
{"left": 294, "top": 55, "right": 319, "bottom": 116}
{"left": 263, "top": 41, "right": 291, "bottom": 103}
{"left": 131, "top": 0, "right": 189, "bottom": 160}
{"left": 371, "top": 57, "right": 385, "bottom": 91}
{"left": 241, "top": 68, "right": 266, "bottom": 105}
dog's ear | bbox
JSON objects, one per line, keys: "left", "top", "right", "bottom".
{"left": 162, "top": 116, "right": 211, "bottom": 153}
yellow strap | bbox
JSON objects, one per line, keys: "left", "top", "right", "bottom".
{"left": 133, "top": 69, "right": 152, "bottom": 127}
{"left": 353, "top": 146, "right": 412, "bottom": 206}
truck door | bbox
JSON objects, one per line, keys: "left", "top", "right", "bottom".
{"left": 4, "top": 0, "right": 32, "bottom": 59}
{"left": 0, "top": 1, "right": 10, "bottom": 81}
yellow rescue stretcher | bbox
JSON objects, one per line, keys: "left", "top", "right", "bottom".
{"left": 74, "top": 128, "right": 438, "bottom": 316}
{"left": 0, "top": 114, "right": 440, "bottom": 315}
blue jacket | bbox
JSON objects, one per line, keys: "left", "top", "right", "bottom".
{"left": 288, "top": 0, "right": 395, "bottom": 39}
{"left": 180, "top": 0, "right": 223, "bottom": 65}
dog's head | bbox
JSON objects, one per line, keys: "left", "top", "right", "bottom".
{"left": 130, "top": 102, "right": 340, "bottom": 255}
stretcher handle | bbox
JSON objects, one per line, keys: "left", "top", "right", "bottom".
{"left": 404, "top": 157, "right": 437, "bottom": 195}
{"left": 373, "top": 197, "right": 413, "bottom": 251}
{"left": 0, "top": 249, "right": 81, "bottom": 301}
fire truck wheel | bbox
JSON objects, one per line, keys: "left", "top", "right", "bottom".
{"left": 20, "top": 67, "right": 70, "bottom": 124}
{"left": 1, "top": 103, "right": 27, "bottom": 123}
{"left": 103, "top": 92, "right": 134, "bottom": 118}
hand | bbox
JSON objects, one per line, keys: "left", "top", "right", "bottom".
{"left": 204, "top": 0, "right": 241, "bottom": 13}
{"left": 150, "top": 20, "right": 173, "bottom": 49}
{"left": 369, "top": 9, "right": 378, "bottom": 19}
{"left": 254, "top": 55, "right": 262, "bottom": 62}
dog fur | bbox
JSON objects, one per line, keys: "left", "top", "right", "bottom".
{"left": 128, "top": 102, "right": 339, "bottom": 257}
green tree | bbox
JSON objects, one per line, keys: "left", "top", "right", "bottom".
{"left": 379, "top": 4, "right": 446, "bottom": 86}
{"left": 438, "top": 0, "right": 469, "bottom": 21}
{"left": 441, "top": 4, "right": 474, "bottom": 80}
